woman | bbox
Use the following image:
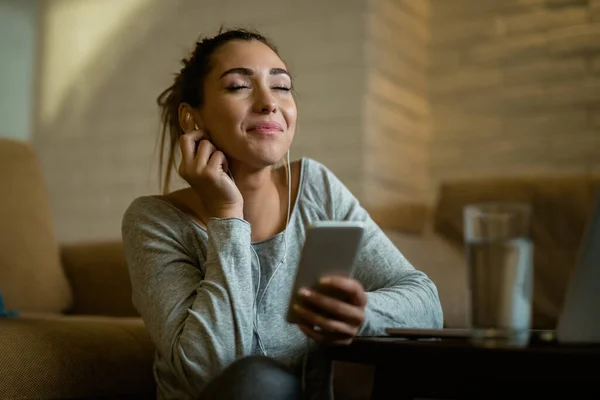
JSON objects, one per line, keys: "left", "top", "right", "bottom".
{"left": 122, "top": 28, "right": 443, "bottom": 400}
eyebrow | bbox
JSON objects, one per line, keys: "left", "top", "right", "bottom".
{"left": 218, "top": 67, "right": 291, "bottom": 79}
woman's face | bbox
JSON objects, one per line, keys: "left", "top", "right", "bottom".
{"left": 197, "top": 39, "right": 297, "bottom": 169}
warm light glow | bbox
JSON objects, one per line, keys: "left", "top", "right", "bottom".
{"left": 38, "top": 0, "right": 150, "bottom": 126}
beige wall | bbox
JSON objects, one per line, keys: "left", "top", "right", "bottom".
{"left": 35, "top": 0, "right": 368, "bottom": 242}
{"left": 364, "top": 0, "right": 430, "bottom": 207}
{"left": 34, "top": 0, "right": 600, "bottom": 242}
{"left": 429, "top": 0, "right": 600, "bottom": 190}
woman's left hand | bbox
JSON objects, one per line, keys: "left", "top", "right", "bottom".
{"left": 294, "top": 275, "right": 367, "bottom": 345}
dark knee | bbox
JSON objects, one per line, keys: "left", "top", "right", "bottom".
{"left": 227, "top": 355, "right": 292, "bottom": 381}
{"left": 230, "top": 355, "right": 284, "bottom": 369}
{"left": 222, "top": 355, "right": 300, "bottom": 398}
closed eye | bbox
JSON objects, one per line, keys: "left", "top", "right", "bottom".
{"left": 226, "top": 85, "right": 250, "bottom": 92}
{"left": 226, "top": 85, "right": 292, "bottom": 92}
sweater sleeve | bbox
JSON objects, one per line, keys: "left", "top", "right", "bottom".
{"left": 121, "top": 197, "right": 255, "bottom": 396}
{"left": 319, "top": 167, "right": 444, "bottom": 334}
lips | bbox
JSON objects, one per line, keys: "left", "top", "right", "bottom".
{"left": 247, "top": 121, "right": 284, "bottom": 134}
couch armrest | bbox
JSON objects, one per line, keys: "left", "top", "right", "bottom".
{"left": 369, "top": 203, "right": 431, "bottom": 234}
{"left": 60, "top": 241, "right": 138, "bottom": 317}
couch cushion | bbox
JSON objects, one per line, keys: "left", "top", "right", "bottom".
{"left": 0, "top": 315, "right": 155, "bottom": 399}
{"left": 61, "top": 241, "right": 139, "bottom": 317}
{"left": 0, "top": 138, "right": 72, "bottom": 312}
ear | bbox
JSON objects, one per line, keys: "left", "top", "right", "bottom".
{"left": 178, "top": 103, "right": 202, "bottom": 133}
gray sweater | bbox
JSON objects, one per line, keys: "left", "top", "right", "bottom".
{"left": 121, "top": 157, "right": 443, "bottom": 399}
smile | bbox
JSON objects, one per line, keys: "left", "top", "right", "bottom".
{"left": 247, "top": 121, "right": 284, "bottom": 136}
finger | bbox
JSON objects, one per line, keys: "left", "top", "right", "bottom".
{"left": 206, "top": 149, "right": 228, "bottom": 173}
{"left": 299, "top": 325, "right": 353, "bottom": 346}
{"left": 297, "top": 287, "right": 364, "bottom": 326}
{"left": 319, "top": 276, "right": 367, "bottom": 307}
{"left": 299, "top": 324, "right": 323, "bottom": 341}
{"left": 180, "top": 131, "right": 206, "bottom": 169}
{"left": 194, "top": 138, "right": 217, "bottom": 167}
{"left": 293, "top": 304, "right": 357, "bottom": 338}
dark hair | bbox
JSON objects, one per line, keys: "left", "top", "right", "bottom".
{"left": 156, "top": 28, "right": 281, "bottom": 194}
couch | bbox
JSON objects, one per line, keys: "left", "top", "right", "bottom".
{"left": 1, "top": 137, "right": 598, "bottom": 399}
{"left": 0, "top": 138, "right": 155, "bottom": 399}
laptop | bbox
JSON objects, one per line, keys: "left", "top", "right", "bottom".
{"left": 386, "top": 187, "right": 600, "bottom": 344}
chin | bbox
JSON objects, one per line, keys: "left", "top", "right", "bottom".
{"left": 240, "top": 150, "right": 285, "bottom": 170}
{"left": 257, "top": 153, "right": 287, "bottom": 168}
{"left": 243, "top": 142, "right": 290, "bottom": 168}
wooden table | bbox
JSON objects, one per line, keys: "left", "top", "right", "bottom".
{"left": 326, "top": 336, "right": 600, "bottom": 399}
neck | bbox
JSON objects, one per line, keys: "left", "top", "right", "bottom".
{"left": 230, "top": 163, "right": 285, "bottom": 237}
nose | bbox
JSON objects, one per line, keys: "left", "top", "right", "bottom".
{"left": 253, "top": 88, "right": 277, "bottom": 114}
{"left": 260, "top": 102, "right": 277, "bottom": 114}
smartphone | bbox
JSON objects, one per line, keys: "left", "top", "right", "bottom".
{"left": 286, "top": 221, "right": 366, "bottom": 325}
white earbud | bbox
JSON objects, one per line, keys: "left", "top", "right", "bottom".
{"left": 252, "top": 151, "right": 292, "bottom": 356}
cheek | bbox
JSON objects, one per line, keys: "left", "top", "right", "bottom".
{"left": 205, "top": 99, "right": 245, "bottom": 129}
{"left": 282, "top": 102, "right": 298, "bottom": 130}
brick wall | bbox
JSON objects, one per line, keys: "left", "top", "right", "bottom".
{"left": 35, "top": 0, "right": 368, "bottom": 242}
{"left": 34, "top": 0, "right": 600, "bottom": 242}
{"left": 364, "top": 0, "right": 431, "bottom": 207}
{"left": 430, "top": 0, "right": 600, "bottom": 192}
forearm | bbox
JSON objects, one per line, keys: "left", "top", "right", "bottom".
{"left": 171, "top": 218, "right": 255, "bottom": 393}
{"left": 126, "top": 216, "right": 256, "bottom": 396}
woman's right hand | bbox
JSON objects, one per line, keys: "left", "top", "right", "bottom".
{"left": 178, "top": 130, "right": 244, "bottom": 219}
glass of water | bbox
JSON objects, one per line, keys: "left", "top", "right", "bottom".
{"left": 463, "top": 202, "right": 533, "bottom": 348}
